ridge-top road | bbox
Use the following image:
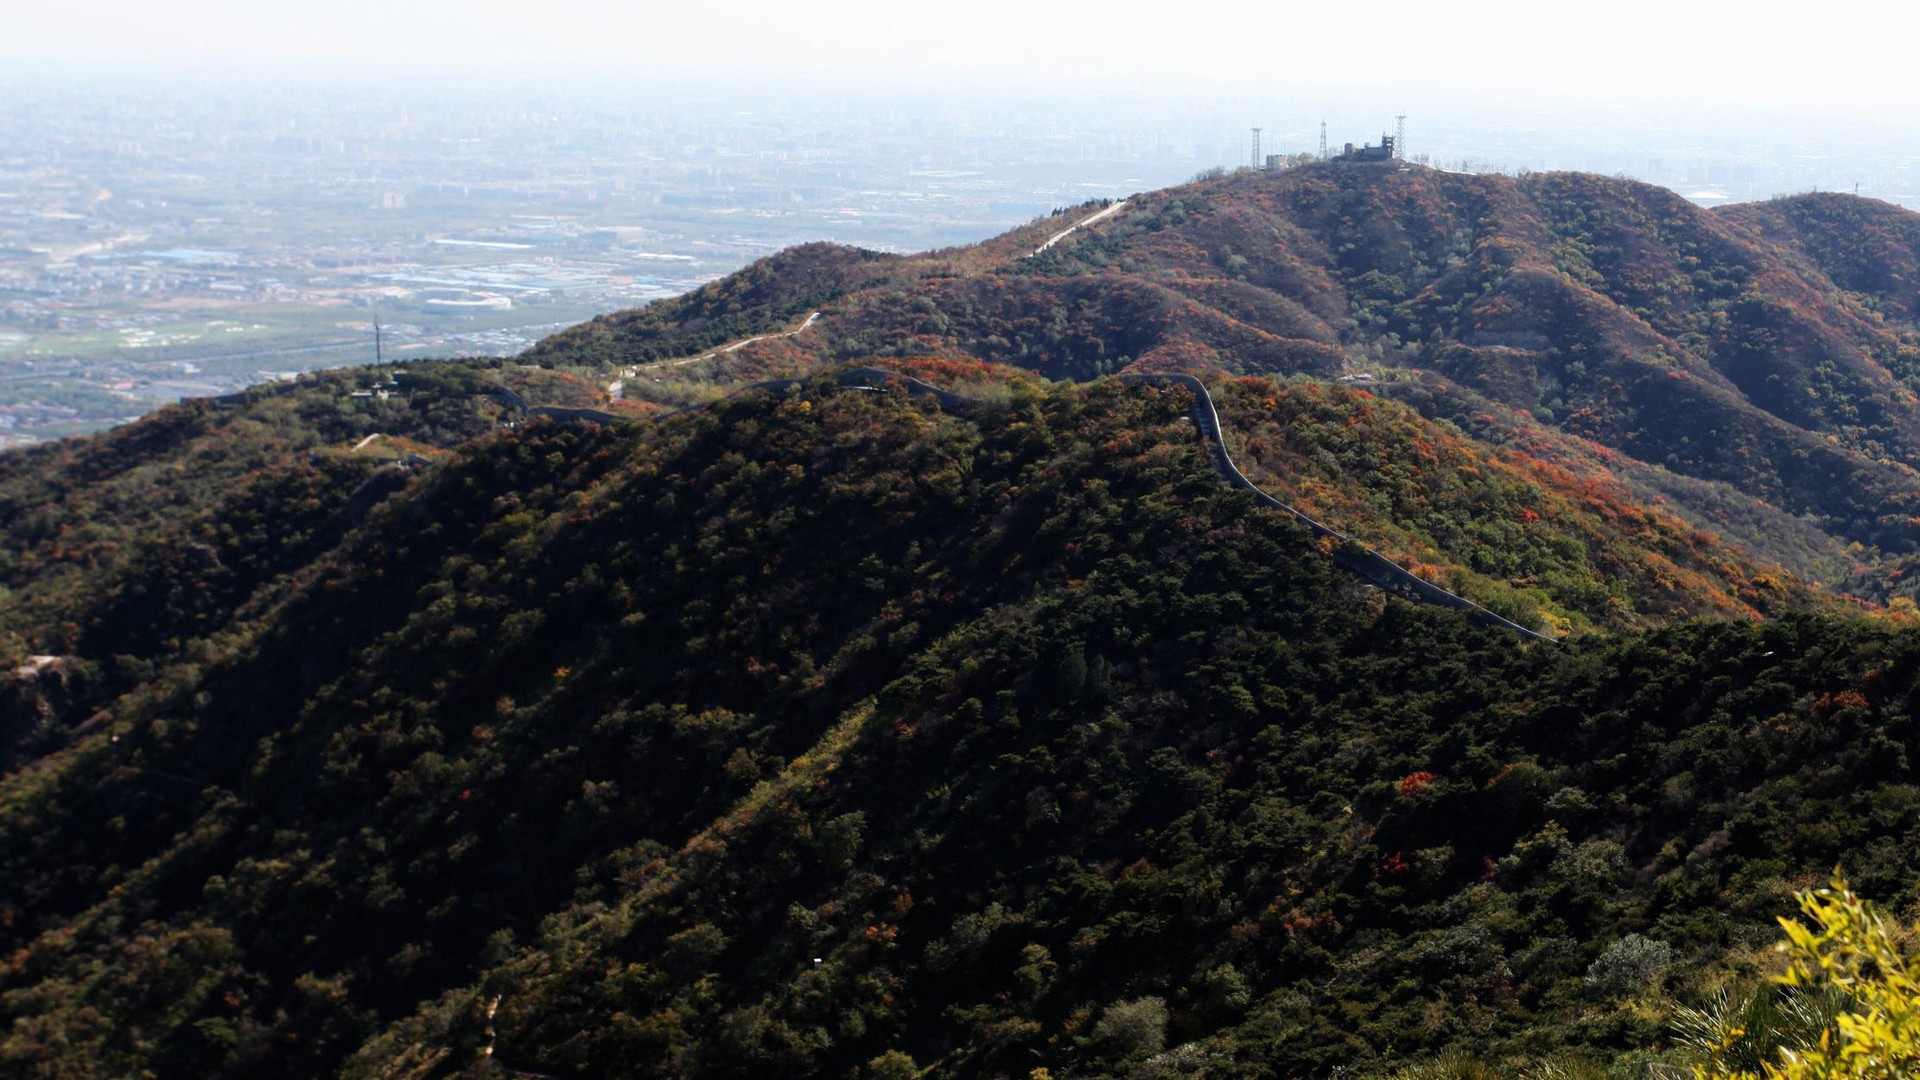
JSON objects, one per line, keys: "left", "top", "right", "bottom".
{"left": 1030, "top": 200, "right": 1128, "bottom": 256}
{"left": 613, "top": 310, "right": 824, "bottom": 398}
{"left": 661, "top": 309, "right": 821, "bottom": 370}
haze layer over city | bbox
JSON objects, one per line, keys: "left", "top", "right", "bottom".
{"left": 3, "top": 26, "right": 1916, "bottom": 442}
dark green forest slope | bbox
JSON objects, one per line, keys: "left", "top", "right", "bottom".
{"left": 7, "top": 165, "right": 1920, "bottom": 1078}
{"left": 0, "top": 377, "right": 1916, "bottom": 1079}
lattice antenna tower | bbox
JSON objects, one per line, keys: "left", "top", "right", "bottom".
{"left": 374, "top": 306, "right": 383, "bottom": 365}
{"left": 1319, "top": 120, "right": 1328, "bottom": 160}
{"left": 1395, "top": 113, "right": 1407, "bottom": 160}
{"left": 1250, "top": 127, "right": 1262, "bottom": 169}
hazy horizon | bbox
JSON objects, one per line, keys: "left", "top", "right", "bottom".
{"left": 6, "top": 5, "right": 1918, "bottom": 443}
{"left": 6, "top": 62, "right": 1913, "bottom": 207}
{"left": 7, "top": 0, "right": 1913, "bottom": 115}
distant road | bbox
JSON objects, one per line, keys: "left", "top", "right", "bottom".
{"left": 149, "top": 338, "right": 367, "bottom": 366}
{"left": 1030, "top": 200, "right": 1128, "bottom": 257}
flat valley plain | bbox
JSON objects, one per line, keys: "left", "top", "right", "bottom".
{"left": 6, "top": 74, "right": 1919, "bottom": 444}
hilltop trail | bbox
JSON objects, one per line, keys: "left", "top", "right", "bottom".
{"left": 621, "top": 309, "right": 824, "bottom": 383}
{"left": 1030, "top": 199, "right": 1128, "bottom": 256}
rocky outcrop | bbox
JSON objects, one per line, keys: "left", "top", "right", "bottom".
{"left": 0, "top": 655, "right": 88, "bottom": 771}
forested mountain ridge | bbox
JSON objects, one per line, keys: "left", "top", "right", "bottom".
{"left": 4, "top": 165, "right": 1920, "bottom": 1077}
{"left": 3, "top": 375, "right": 1918, "bottom": 1079}
{"left": 528, "top": 165, "right": 1920, "bottom": 598}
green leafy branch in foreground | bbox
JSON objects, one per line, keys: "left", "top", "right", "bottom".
{"left": 1682, "top": 875, "right": 1920, "bottom": 1079}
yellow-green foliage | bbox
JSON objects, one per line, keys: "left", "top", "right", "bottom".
{"left": 1689, "top": 875, "right": 1920, "bottom": 1079}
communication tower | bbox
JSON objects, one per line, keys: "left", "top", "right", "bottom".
{"left": 1250, "top": 127, "right": 1262, "bottom": 169}
{"left": 1319, "top": 121, "right": 1328, "bottom": 160}
{"left": 1395, "top": 114, "right": 1407, "bottom": 160}
{"left": 374, "top": 308, "right": 383, "bottom": 365}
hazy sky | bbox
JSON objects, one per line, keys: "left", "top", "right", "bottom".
{"left": 5, "top": 0, "right": 1909, "bottom": 111}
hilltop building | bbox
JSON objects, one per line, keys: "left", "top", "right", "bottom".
{"left": 1337, "top": 135, "right": 1396, "bottom": 162}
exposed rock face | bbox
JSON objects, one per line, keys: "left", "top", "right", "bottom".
{"left": 0, "top": 655, "right": 86, "bottom": 771}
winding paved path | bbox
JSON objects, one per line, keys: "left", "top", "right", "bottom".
{"left": 1115, "top": 373, "right": 1548, "bottom": 640}
{"left": 630, "top": 368, "right": 1549, "bottom": 641}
